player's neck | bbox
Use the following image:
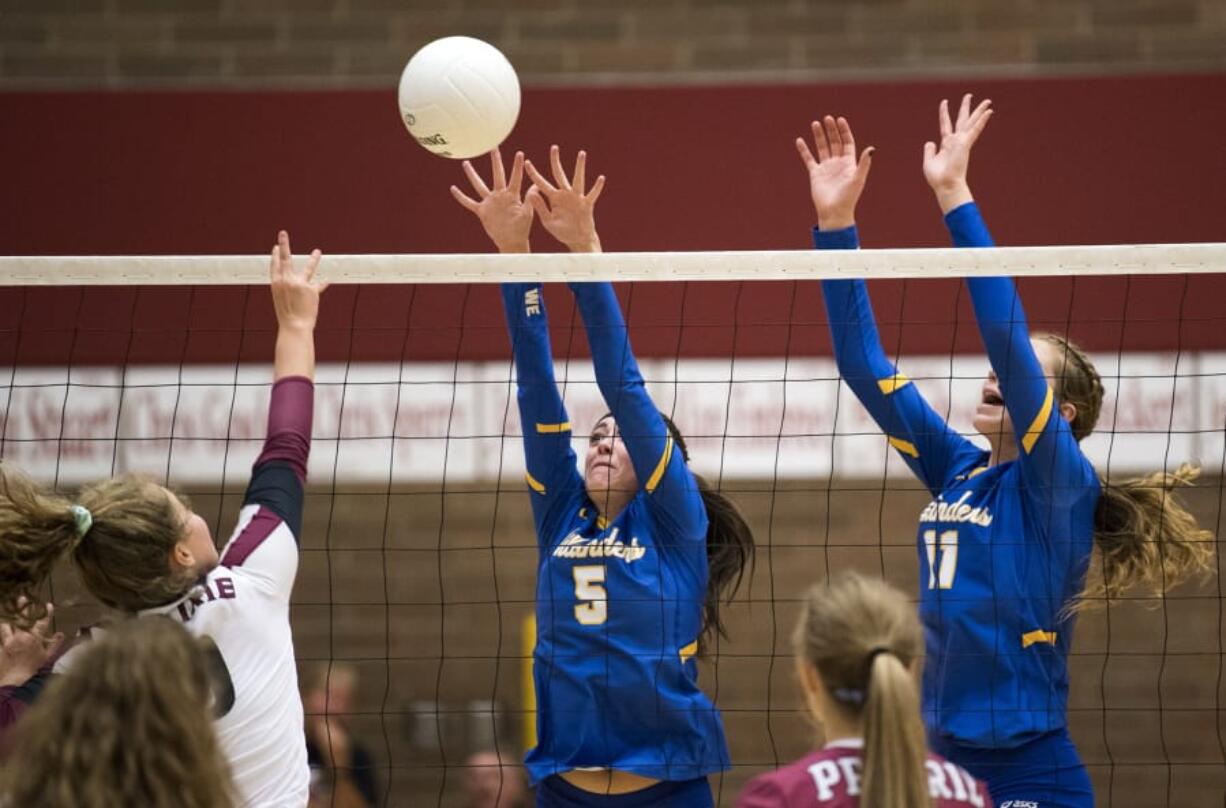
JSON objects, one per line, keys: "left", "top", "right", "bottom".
{"left": 591, "top": 491, "right": 633, "bottom": 525}
{"left": 819, "top": 713, "right": 861, "bottom": 746}
{"left": 987, "top": 437, "right": 1019, "bottom": 467}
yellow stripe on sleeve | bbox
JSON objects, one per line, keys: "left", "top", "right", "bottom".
{"left": 1021, "top": 386, "right": 1055, "bottom": 454}
{"left": 644, "top": 436, "right": 675, "bottom": 493}
{"left": 1021, "top": 629, "right": 1058, "bottom": 648}
{"left": 888, "top": 436, "right": 919, "bottom": 458}
{"left": 525, "top": 472, "right": 546, "bottom": 495}
{"left": 877, "top": 374, "right": 912, "bottom": 395}
{"left": 679, "top": 639, "right": 699, "bottom": 664}
{"left": 535, "top": 422, "right": 572, "bottom": 434}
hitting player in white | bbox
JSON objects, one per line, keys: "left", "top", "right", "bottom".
{"left": 1, "top": 231, "right": 327, "bottom": 807}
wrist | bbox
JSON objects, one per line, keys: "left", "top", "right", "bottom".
{"left": 0, "top": 668, "right": 37, "bottom": 688}
{"left": 932, "top": 181, "right": 973, "bottom": 215}
{"left": 816, "top": 211, "right": 855, "bottom": 231}
{"left": 566, "top": 234, "right": 601, "bottom": 253}
{"left": 497, "top": 242, "right": 531, "bottom": 254}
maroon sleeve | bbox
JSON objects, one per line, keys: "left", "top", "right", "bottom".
{"left": 255, "top": 375, "right": 313, "bottom": 483}
{"left": 0, "top": 670, "right": 50, "bottom": 757}
{"left": 736, "top": 775, "right": 789, "bottom": 808}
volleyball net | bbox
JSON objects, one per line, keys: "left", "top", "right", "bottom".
{"left": 3, "top": 244, "right": 1225, "bottom": 806}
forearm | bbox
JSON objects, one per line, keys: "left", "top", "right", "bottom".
{"left": 275, "top": 325, "right": 316, "bottom": 381}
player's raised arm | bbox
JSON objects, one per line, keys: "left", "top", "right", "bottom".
{"left": 803, "top": 115, "right": 980, "bottom": 495}
{"left": 455, "top": 149, "right": 584, "bottom": 539}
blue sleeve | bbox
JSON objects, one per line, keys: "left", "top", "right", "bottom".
{"left": 501, "top": 283, "right": 586, "bottom": 544}
{"left": 569, "top": 282, "right": 707, "bottom": 543}
{"left": 950, "top": 203, "right": 1097, "bottom": 506}
{"left": 817, "top": 225, "right": 983, "bottom": 495}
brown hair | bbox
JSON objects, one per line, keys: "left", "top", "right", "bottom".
{"left": 1037, "top": 334, "right": 1215, "bottom": 607}
{"left": 0, "top": 617, "right": 236, "bottom": 808}
{"left": 659, "top": 414, "right": 755, "bottom": 654}
{"left": 0, "top": 465, "right": 196, "bottom": 625}
{"left": 794, "top": 572, "right": 930, "bottom": 808}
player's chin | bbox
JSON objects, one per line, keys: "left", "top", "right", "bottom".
{"left": 972, "top": 409, "right": 1010, "bottom": 440}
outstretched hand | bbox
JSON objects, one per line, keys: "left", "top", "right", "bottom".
{"left": 524, "top": 145, "right": 605, "bottom": 253}
{"left": 923, "top": 94, "right": 993, "bottom": 214}
{"left": 795, "top": 115, "right": 874, "bottom": 231}
{"left": 451, "top": 149, "right": 534, "bottom": 254}
{"left": 0, "top": 602, "right": 63, "bottom": 687}
{"left": 269, "top": 230, "right": 326, "bottom": 334}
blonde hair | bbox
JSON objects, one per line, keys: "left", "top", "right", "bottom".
{"left": 794, "top": 573, "right": 930, "bottom": 808}
{"left": 0, "top": 465, "right": 195, "bottom": 625}
{"left": 0, "top": 618, "right": 236, "bottom": 808}
{"left": 1037, "top": 334, "right": 1215, "bottom": 608}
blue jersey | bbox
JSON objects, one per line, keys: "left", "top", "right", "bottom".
{"left": 501, "top": 281, "right": 730, "bottom": 784}
{"left": 816, "top": 204, "right": 1099, "bottom": 748}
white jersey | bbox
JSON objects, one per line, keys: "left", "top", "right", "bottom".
{"left": 150, "top": 504, "right": 307, "bottom": 808}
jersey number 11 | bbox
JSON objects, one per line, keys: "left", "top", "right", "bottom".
{"left": 924, "top": 529, "right": 959, "bottom": 589}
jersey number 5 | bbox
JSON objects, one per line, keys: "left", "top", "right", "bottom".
{"left": 573, "top": 565, "right": 608, "bottom": 625}
{"left": 923, "top": 529, "right": 958, "bottom": 590}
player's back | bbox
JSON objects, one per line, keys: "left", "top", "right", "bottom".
{"left": 736, "top": 740, "right": 991, "bottom": 808}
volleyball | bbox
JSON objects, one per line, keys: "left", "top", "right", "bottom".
{"left": 397, "top": 36, "right": 521, "bottom": 160}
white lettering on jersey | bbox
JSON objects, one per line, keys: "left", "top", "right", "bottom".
{"left": 927, "top": 759, "right": 955, "bottom": 799}
{"left": 524, "top": 288, "right": 542, "bottom": 317}
{"left": 807, "top": 759, "right": 842, "bottom": 801}
{"left": 919, "top": 491, "right": 994, "bottom": 527}
{"left": 836, "top": 755, "right": 862, "bottom": 795}
{"left": 175, "top": 576, "right": 238, "bottom": 622}
{"left": 552, "top": 527, "right": 647, "bottom": 562}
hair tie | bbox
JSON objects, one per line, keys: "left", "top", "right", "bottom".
{"left": 69, "top": 504, "right": 93, "bottom": 542}
{"left": 865, "top": 646, "right": 892, "bottom": 669}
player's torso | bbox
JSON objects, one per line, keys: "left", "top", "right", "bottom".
{"left": 167, "top": 568, "right": 309, "bottom": 806}
{"left": 916, "top": 462, "right": 1095, "bottom": 743}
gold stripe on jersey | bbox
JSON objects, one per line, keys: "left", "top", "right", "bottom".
{"left": 877, "top": 373, "right": 912, "bottom": 395}
{"left": 888, "top": 436, "right": 919, "bottom": 458}
{"left": 536, "top": 421, "right": 572, "bottom": 433}
{"left": 968, "top": 465, "right": 989, "bottom": 479}
{"left": 1022, "top": 629, "right": 1058, "bottom": 648}
{"left": 1022, "top": 387, "right": 1054, "bottom": 454}
{"left": 526, "top": 471, "right": 546, "bottom": 495}
{"left": 645, "top": 435, "right": 675, "bottom": 493}
{"left": 679, "top": 639, "right": 698, "bottom": 663}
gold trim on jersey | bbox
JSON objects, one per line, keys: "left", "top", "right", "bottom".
{"left": 1022, "top": 629, "right": 1058, "bottom": 648}
{"left": 888, "top": 436, "right": 919, "bottom": 458}
{"left": 1022, "top": 387, "right": 1054, "bottom": 454}
{"left": 526, "top": 471, "right": 546, "bottom": 494}
{"left": 536, "top": 421, "right": 572, "bottom": 433}
{"left": 967, "top": 465, "right": 989, "bottom": 479}
{"left": 877, "top": 373, "right": 912, "bottom": 395}
{"left": 645, "top": 435, "right": 675, "bottom": 493}
{"left": 680, "top": 639, "right": 699, "bottom": 663}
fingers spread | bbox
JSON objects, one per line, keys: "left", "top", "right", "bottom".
{"left": 490, "top": 148, "right": 507, "bottom": 190}
{"left": 795, "top": 137, "right": 818, "bottom": 170}
{"left": 939, "top": 98, "right": 953, "bottom": 138}
{"left": 587, "top": 174, "right": 606, "bottom": 204}
{"left": 524, "top": 160, "right": 557, "bottom": 195}
{"left": 573, "top": 150, "right": 587, "bottom": 194}
{"left": 856, "top": 146, "right": 875, "bottom": 183}
{"left": 450, "top": 184, "right": 481, "bottom": 212}
{"left": 461, "top": 160, "right": 492, "bottom": 198}
{"left": 822, "top": 115, "right": 842, "bottom": 156}
{"left": 811, "top": 120, "right": 830, "bottom": 162}
{"left": 508, "top": 151, "right": 525, "bottom": 195}
{"left": 957, "top": 93, "right": 973, "bottom": 128}
{"left": 549, "top": 144, "right": 571, "bottom": 190}
{"left": 837, "top": 117, "right": 856, "bottom": 160}
{"left": 525, "top": 186, "right": 550, "bottom": 218}
{"left": 305, "top": 249, "right": 323, "bottom": 281}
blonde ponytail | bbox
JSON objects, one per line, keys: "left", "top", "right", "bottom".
{"left": 862, "top": 650, "right": 930, "bottom": 808}
{"left": 794, "top": 573, "right": 931, "bottom": 808}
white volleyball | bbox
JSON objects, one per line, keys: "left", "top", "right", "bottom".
{"left": 397, "top": 36, "right": 521, "bottom": 160}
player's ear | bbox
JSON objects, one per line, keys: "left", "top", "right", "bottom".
{"left": 1059, "top": 400, "right": 1077, "bottom": 426}
{"left": 171, "top": 540, "right": 194, "bottom": 570}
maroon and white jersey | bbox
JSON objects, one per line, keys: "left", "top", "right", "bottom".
{"left": 57, "top": 377, "right": 314, "bottom": 808}
{"left": 737, "top": 738, "right": 992, "bottom": 808}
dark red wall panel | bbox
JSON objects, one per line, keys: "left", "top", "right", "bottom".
{"left": 2, "top": 74, "right": 1224, "bottom": 363}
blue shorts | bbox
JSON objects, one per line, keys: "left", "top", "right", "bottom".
{"left": 933, "top": 728, "right": 1093, "bottom": 808}
{"left": 535, "top": 775, "right": 712, "bottom": 808}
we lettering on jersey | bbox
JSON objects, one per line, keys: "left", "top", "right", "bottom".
{"left": 807, "top": 754, "right": 985, "bottom": 807}
{"left": 176, "top": 577, "right": 237, "bottom": 622}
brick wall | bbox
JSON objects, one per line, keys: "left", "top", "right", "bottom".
{"left": 47, "top": 477, "right": 1226, "bottom": 806}
{"left": 2, "top": 0, "right": 1224, "bottom": 88}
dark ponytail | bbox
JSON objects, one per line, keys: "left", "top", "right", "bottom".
{"left": 660, "top": 415, "right": 756, "bottom": 654}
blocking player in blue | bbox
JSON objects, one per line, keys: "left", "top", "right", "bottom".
{"left": 452, "top": 146, "right": 755, "bottom": 807}
{"left": 795, "top": 98, "right": 1214, "bottom": 806}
